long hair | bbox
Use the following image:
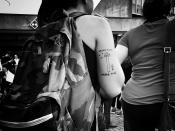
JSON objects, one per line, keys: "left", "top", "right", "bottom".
{"left": 37, "top": 0, "right": 67, "bottom": 27}
{"left": 142, "top": 0, "right": 171, "bottom": 22}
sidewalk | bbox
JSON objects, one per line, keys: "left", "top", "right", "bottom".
{"left": 106, "top": 112, "right": 124, "bottom": 131}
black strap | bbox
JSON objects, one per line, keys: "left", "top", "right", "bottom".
{"left": 69, "top": 12, "right": 88, "bottom": 20}
{"left": 163, "top": 19, "right": 175, "bottom": 101}
{"left": 163, "top": 47, "right": 171, "bottom": 101}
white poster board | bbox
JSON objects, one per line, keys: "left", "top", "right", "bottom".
{"left": 6, "top": 70, "right": 14, "bottom": 83}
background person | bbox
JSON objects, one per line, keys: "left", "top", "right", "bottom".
{"left": 14, "top": 54, "right": 19, "bottom": 72}
{"left": 115, "top": 0, "right": 171, "bottom": 130}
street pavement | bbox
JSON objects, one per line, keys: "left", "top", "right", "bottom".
{"left": 106, "top": 112, "right": 124, "bottom": 131}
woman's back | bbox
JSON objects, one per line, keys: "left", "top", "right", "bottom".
{"left": 118, "top": 19, "right": 168, "bottom": 104}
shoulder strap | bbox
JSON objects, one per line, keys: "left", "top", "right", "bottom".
{"left": 163, "top": 19, "right": 175, "bottom": 101}
{"left": 69, "top": 12, "right": 88, "bottom": 20}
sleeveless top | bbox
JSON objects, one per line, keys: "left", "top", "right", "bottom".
{"left": 83, "top": 43, "right": 100, "bottom": 92}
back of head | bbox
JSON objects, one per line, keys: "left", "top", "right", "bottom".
{"left": 38, "top": 0, "right": 93, "bottom": 27}
{"left": 37, "top": 0, "right": 66, "bottom": 27}
{"left": 142, "top": 0, "right": 171, "bottom": 22}
{"left": 59, "top": 0, "right": 93, "bottom": 12}
{"left": 61, "top": 0, "right": 79, "bottom": 10}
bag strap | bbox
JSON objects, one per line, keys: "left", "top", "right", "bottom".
{"left": 163, "top": 19, "right": 175, "bottom": 101}
{"left": 163, "top": 45, "right": 171, "bottom": 101}
{"left": 69, "top": 12, "right": 88, "bottom": 20}
{"left": 160, "top": 19, "right": 175, "bottom": 131}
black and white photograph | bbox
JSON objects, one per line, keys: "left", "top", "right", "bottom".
{"left": 0, "top": 0, "right": 175, "bottom": 131}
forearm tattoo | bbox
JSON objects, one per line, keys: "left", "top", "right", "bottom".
{"left": 98, "top": 49, "right": 117, "bottom": 76}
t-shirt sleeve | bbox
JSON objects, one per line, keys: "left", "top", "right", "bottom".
{"left": 117, "top": 32, "right": 129, "bottom": 48}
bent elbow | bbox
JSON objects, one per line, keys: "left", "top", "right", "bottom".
{"left": 108, "top": 86, "right": 121, "bottom": 98}
{"left": 99, "top": 67, "right": 125, "bottom": 98}
{"left": 100, "top": 81, "right": 123, "bottom": 99}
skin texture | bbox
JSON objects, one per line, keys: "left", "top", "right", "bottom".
{"left": 115, "top": 44, "right": 128, "bottom": 64}
{"left": 38, "top": 0, "right": 125, "bottom": 98}
{"left": 70, "top": 1, "right": 125, "bottom": 98}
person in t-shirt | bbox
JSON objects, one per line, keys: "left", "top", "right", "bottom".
{"left": 115, "top": 0, "right": 171, "bottom": 130}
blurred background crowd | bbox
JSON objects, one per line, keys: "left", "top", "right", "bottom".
{"left": 0, "top": 52, "right": 19, "bottom": 97}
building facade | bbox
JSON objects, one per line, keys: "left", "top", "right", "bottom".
{"left": 93, "top": 0, "right": 144, "bottom": 45}
{"left": 0, "top": 0, "right": 174, "bottom": 51}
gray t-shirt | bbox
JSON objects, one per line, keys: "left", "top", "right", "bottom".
{"left": 118, "top": 19, "right": 168, "bottom": 105}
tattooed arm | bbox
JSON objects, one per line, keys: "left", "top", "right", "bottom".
{"left": 76, "top": 15, "right": 125, "bottom": 98}
{"left": 97, "top": 49, "right": 118, "bottom": 76}
{"left": 96, "top": 18, "right": 125, "bottom": 98}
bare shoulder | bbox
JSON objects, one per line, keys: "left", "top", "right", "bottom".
{"left": 77, "top": 15, "right": 110, "bottom": 30}
{"left": 76, "top": 14, "right": 113, "bottom": 50}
